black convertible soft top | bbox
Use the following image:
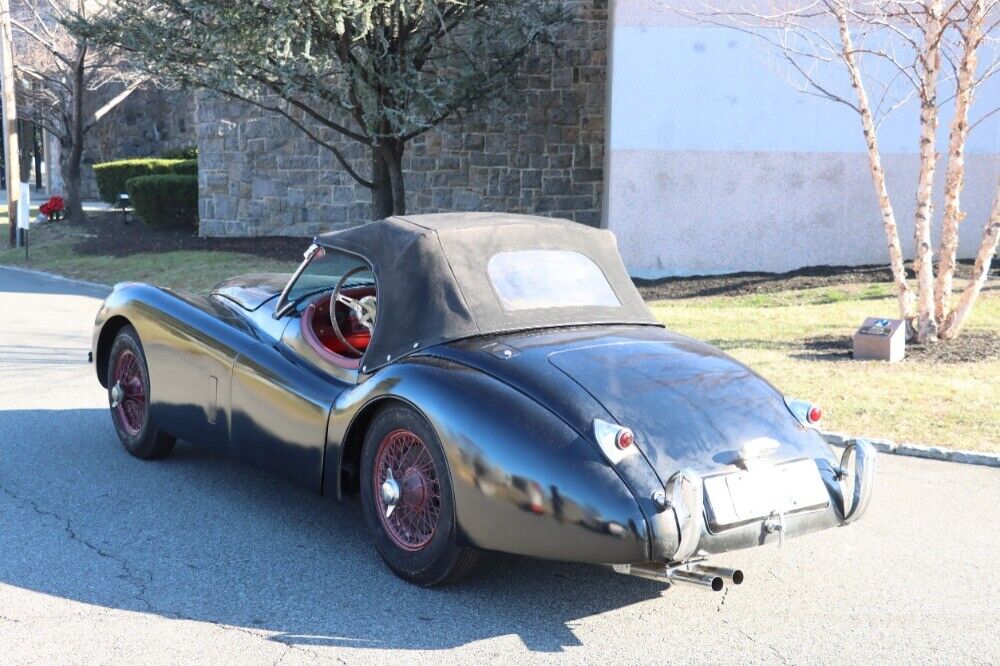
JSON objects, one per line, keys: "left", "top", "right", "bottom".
{"left": 315, "top": 213, "right": 659, "bottom": 371}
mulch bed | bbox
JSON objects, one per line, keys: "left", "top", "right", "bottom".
{"left": 68, "top": 212, "right": 309, "bottom": 262}
{"left": 799, "top": 331, "right": 1000, "bottom": 364}
{"left": 635, "top": 261, "right": 999, "bottom": 301}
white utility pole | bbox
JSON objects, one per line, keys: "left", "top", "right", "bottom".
{"left": 0, "top": 0, "right": 21, "bottom": 248}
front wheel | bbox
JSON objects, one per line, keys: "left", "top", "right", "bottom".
{"left": 359, "top": 405, "right": 478, "bottom": 586}
{"left": 106, "top": 325, "right": 176, "bottom": 460}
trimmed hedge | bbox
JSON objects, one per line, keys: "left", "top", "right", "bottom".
{"left": 125, "top": 175, "right": 199, "bottom": 229}
{"left": 160, "top": 145, "right": 198, "bottom": 160}
{"left": 171, "top": 159, "right": 198, "bottom": 175}
{"left": 93, "top": 158, "right": 197, "bottom": 204}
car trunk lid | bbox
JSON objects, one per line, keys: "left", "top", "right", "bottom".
{"left": 547, "top": 339, "right": 822, "bottom": 481}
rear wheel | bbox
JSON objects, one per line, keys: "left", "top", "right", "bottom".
{"left": 360, "top": 405, "right": 478, "bottom": 586}
{"left": 106, "top": 325, "right": 176, "bottom": 460}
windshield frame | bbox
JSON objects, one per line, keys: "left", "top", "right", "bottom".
{"left": 273, "top": 244, "right": 375, "bottom": 319}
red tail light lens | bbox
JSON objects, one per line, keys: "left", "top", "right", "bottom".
{"left": 615, "top": 428, "right": 634, "bottom": 450}
{"left": 807, "top": 405, "right": 823, "bottom": 423}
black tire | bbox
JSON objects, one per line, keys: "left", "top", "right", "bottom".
{"left": 106, "top": 325, "right": 176, "bottom": 460}
{"left": 359, "top": 404, "right": 478, "bottom": 586}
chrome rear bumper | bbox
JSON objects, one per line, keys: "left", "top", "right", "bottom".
{"left": 833, "top": 439, "right": 877, "bottom": 524}
{"left": 659, "top": 441, "right": 877, "bottom": 562}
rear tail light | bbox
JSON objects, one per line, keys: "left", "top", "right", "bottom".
{"left": 593, "top": 419, "right": 638, "bottom": 464}
{"left": 785, "top": 397, "right": 823, "bottom": 428}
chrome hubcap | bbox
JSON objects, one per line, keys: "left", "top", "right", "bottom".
{"left": 110, "top": 381, "right": 124, "bottom": 408}
{"left": 380, "top": 467, "right": 401, "bottom": 518}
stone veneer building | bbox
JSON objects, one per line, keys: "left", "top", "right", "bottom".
{"left": 46, "top": 89, "right": 195, "bottom": 199}
{"left": 195, "top": 0, "right": 608, "bottom": 237}
{"left": 188, "top": 0, "right": 998, "bottom": 276}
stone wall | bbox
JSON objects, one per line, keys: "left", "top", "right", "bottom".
{"left": 46, "top": 88, "right": 196, "bottom": 199}
{"left": 197, "top": 0, "right": 607, "bottom": 237}
{"left": 79, "top": 89, "right": 196, "bottom": 198}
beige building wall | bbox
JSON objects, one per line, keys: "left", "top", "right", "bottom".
{"left": 605, "top": 0, "right": 1000, "bottom": 276}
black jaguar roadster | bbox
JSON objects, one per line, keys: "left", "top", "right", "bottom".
{"left": 91, "top": 213, "right": 875, "bottom": 589}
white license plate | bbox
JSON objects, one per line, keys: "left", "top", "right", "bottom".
{"left": 703, "top": 459, "right": 829, "bottom": 529}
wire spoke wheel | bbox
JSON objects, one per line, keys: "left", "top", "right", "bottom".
{"left": 373, "top": 428, "right": 441, "bottom": 551}
{"left": 113, "top": 348, "right": 146, "bottom": 436}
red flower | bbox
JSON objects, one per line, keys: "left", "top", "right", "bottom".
{"left": 40, "top": 195, "right": 65, "bottom": 218}
{"left": 38, "top": 196, "right": 66, "bottom": 217}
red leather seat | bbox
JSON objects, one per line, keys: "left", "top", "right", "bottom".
{"left": 301, "top": 289, "right": 374, "bottom": 368}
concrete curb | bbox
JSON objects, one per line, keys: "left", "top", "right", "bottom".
{"left": 0, "top": 264, "right": 111, "bottom": 292}
{"left": 822, "top": 431, "right": 1000, "bottom": 469}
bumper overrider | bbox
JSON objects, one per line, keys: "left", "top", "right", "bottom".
{"left": 612, "top": 440, "right": 877, "bottom": 592}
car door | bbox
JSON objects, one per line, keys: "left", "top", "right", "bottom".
{"left": 228, "top": 248, "right": 370, "bottom": 491}
{"left": 229, "top": 340, "right": 345, "bottom": 490}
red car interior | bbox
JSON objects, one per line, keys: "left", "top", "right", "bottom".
{"left": 301, "top": 287, "right": 375, "bottom": 369}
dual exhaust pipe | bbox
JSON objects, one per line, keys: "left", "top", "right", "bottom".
{"left": 612, "top": 562, "right": 744, "bottom": 592}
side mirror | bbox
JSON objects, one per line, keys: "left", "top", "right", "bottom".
{"left": 837, "top": 440, "right": 876, "bottom": 524}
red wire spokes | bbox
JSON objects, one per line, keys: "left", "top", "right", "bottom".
{"left": 374, "top": 428, "right": 441, "bottom": 550}
{"left": 113, "top": 349, "right": 146, "bottom": 436}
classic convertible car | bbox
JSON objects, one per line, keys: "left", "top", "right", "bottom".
{"left": 91, "top": 213, "right": 875, "bottom": 589}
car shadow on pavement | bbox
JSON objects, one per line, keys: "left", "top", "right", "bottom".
{"left": 0, "top": 407, "right": 666, "bottom": 653}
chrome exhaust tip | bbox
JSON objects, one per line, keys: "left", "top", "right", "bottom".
{"left": 693, "top": 564, "right": 744, "bottom": 585}
{"left": 610, "top": 563, "right": 726, "bottom": 592}
{"left": 668, "top": 568, "right": 724, "bottom": 592}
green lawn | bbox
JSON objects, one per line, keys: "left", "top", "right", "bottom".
{"left": 0, "top": 220, "right": 296, "bottom": 292}
{"left": 2, "top": 219, "right": 997, "bottom": 451}
{"left": 649, "top": 283, "right": 999, "bottom": 452}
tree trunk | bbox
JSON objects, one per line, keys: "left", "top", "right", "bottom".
{"left": 60, "top": 139, "right": 84, "bottom": 221}
{"left": 33, "top": 126, "right": 42, "bottom": 189}
{"left": 934, "top": 0, "right": 983, "bottom": 325}
{"left": 62, "top": 46, "right": 87, "bottom": 222}
{"left": 385, "top": 139, "right": 405, "bottom": 215}
{"left": 938, "top": 180, "right": 1000, "bottom": 339}
{"left": 370, "top": 144, "right": 393, "bottom": 220}
{"left": 834, "top": 6, "right": 915, "bottom": 322}
{"left": 911, "top": 0, "right": 945, "bottom": 343}
{"left": 16, "top": 120, "right": 32, "bottom": 181}
{"left": 369, "top": 141, "right": 405, "bottom": 219}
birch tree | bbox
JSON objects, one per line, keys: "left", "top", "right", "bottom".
{"left": 70, "top": 0, "right": 566, "bottom": 220}
{"left": 11, "top": 0, "right": 146, "bottom": 221}
{"left": 683, "top": 0, "right": 1000, "bottom": 343}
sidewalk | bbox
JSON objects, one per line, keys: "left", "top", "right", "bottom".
{"left": 1, "top": 189, "right": 112, "bottom": 212}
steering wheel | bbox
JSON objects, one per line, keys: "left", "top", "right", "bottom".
{"left": 329, "top": 265, "right": 377, "bottom": 358}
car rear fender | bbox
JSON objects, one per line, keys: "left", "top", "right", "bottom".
{"left": 327, "top": 357, "right": 651, "bottom": 564}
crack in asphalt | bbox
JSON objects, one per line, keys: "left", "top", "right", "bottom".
{"left": 1, "top": 484, "right": 341, "bottom": 662}
{"left": 716, "top": 586, "right": 730, "bottom": 612}
{"left": 734, "top": 624, "right": 790, "bottom": 663}
{"left": 1, "top": 485, "right": 155, "bottom": 611}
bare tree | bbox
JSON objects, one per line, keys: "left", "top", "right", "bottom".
{"left": 680, "top": 0, "right": 1000, "bottom": 343}
{"left": 10, "top": 0, "right": 145, "bottom": 220}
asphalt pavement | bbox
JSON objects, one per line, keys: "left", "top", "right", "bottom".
{"left": 0, "top": 266, "right": 997, "bottom": 664}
